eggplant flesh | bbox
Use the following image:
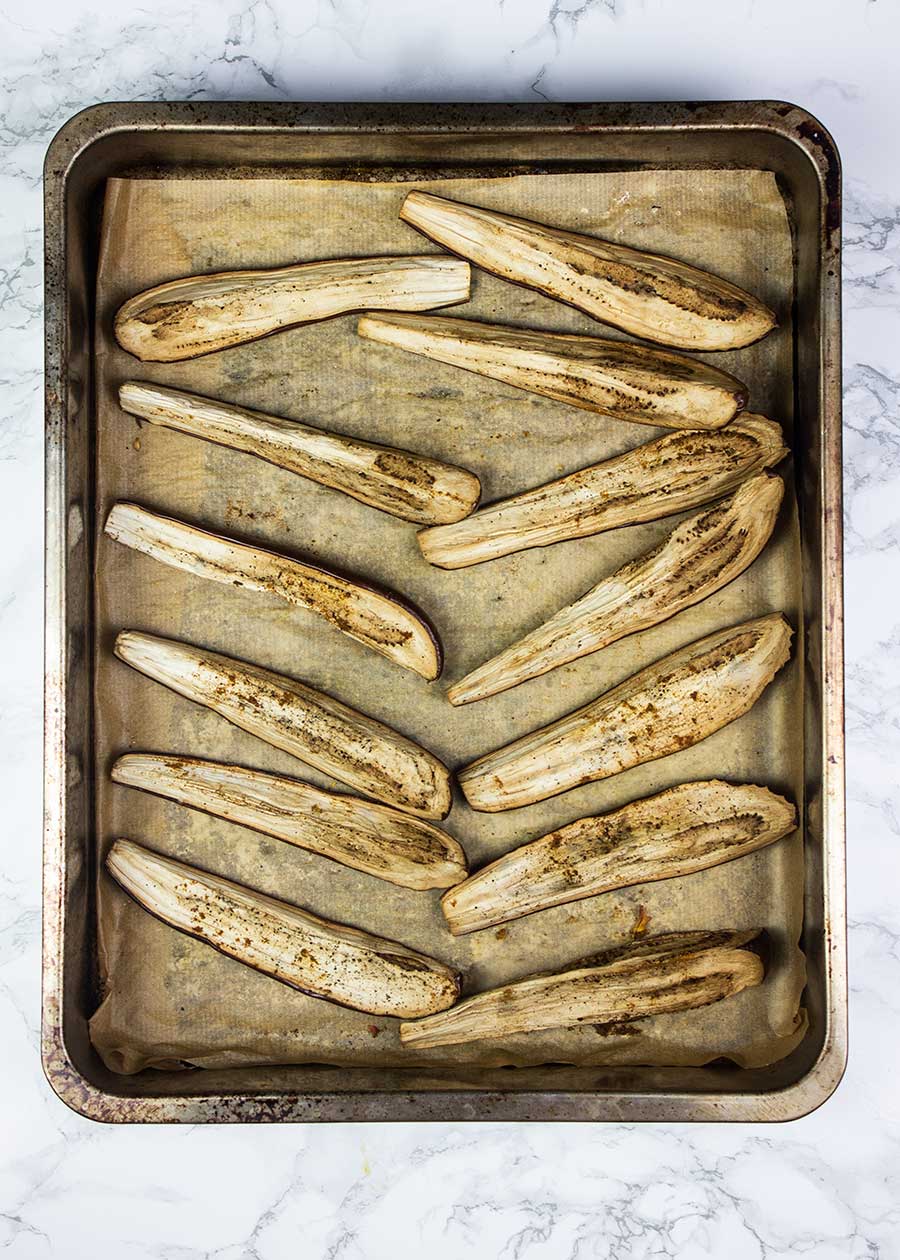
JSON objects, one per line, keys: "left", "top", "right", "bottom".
{"left": 358, "top": 312, "right": 748, "bottom": 430}
{"left": 399, "top": 929, "right": 763, "bottom": 1048}
{"left": 442, "top": 780, "right": 796, "bottom": 935}
{"left": 114, "top": 631, "right": 453, "bottom": 819}
{"left": 106, "top": 501, "right": 443, "bottom": 680}
{"left": 112, "top": 754, "right": 467, "bottom": 891}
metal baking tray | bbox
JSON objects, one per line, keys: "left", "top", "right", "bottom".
{"left": 43, "top": 102, "right": 846, "bottom": 1122}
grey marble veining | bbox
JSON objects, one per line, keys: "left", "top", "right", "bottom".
{"left": 2, "top": 0, "right": 899, "bottom": 1255}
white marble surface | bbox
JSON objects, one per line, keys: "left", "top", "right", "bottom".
{"left": 2, "top": 0, "right": 899, "bottom": 1254}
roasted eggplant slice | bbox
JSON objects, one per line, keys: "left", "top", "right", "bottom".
{"left": 417, "top": 415, "right": 786, "bottom": 570}
{"left": 400, "top": 929, "right": 763, "bottom": 1048}
{"left": 447, "top": 473, "right": 783, "bottom": 703}
{"left": 113, "top": 754, "right": 467, "bottom": 891}
{"left": 443, "top": 781, "right": 795, "bottom": 934}
{"left": 358, "top": 312, "right": 748, "bottom": 430}
{"left": 115, "top": 255, "right": 471, "bottom": 361}
{"left": 400, "top": 190, "right": 776, "bottom": 351}
{"left": 114, "top": 632, "right": 453, "bottom": 819}
{"left": 458, "top": 614, "right": 792, "bottom": 812}
{"left": 107, "top": 840, "right": 460, "bottom": 1017}
{"left": 106, "top": 502, "right": 443, "bottom": 680}
{"left": 119, "top": 382, "right": 481, "bottom": 527}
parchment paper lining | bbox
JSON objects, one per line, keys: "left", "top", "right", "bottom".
{"left": 88, "top": 169, "right": 806, "bottom": 1073}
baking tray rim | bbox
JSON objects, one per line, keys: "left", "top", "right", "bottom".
{"left": 43, "top": 100, "right": 846, "bottom": 1124}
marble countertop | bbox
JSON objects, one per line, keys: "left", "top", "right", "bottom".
{"left": 3, "top": 0, "right": 898, "bottom": 1254}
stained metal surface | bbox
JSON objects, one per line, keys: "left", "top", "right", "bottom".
{"left": 43, "top": 102, "right": 845, "bottom": 1123}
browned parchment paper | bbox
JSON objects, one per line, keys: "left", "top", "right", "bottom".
{"left": 88, "top": 169, "right": 807, "bottom": 1073}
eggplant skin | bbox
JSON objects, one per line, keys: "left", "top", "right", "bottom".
{"left": 442, "top": 780, "right": 796, "bottom": 935}
{"left": 400, "top": 190, "right": 776, "bottom": 351}
{"left": 115, "top": 255, "right": 471, "bottom": 362}
{"left": 358, "top": 312, "right": 748, "bottom": 431}
{"left": 399, "top": 929, "right": 764, "bottom": 1048}
{"left": 458, "top": 614, "right": 793, "bottom": 812}
{"left": 446, "top": 472, "right": 784, "bottom": 703}
{"left": 106, "top": 840, "right": 460, "bottom": 1017}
